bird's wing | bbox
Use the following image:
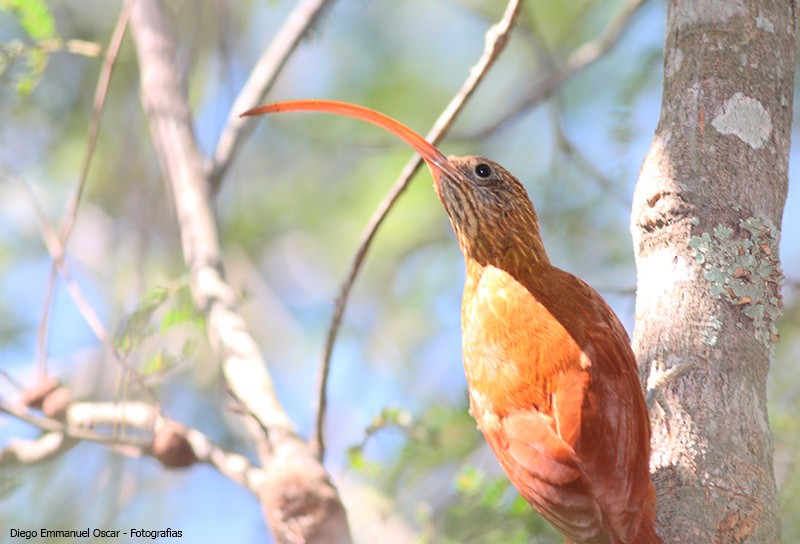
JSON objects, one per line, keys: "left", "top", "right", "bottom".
{"left": 573, "top": 283, "right": 656, "bottom": 542}
{"left": 464, "top": 265, "right": 655, "bottom": 543}
{"left": 538, "top": 271, "right": 655, "bottom": 542}
{"left": 484, "top": 401, "right": 610, "bottom": 543}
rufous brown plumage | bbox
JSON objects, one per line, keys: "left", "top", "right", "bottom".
{"left": 242, "top": 100, "right": 661, "bottom": 544}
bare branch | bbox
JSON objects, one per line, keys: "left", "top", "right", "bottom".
{"left": 68, "top": 400, "right": 158, "bottom": 432}
{"left": 1, "top": 398, "right": 264, "bottom": 492}
{"left": 36, "top": 0, "right": 135, "bottom": 377}
{"left": 311, "top": 0, "right": 524, "bottom": 462}
{"left": 0, "top": 398, "right": 67, "bottom": 434}
{"left": 182, "top": 421, "right": 266, "bottom": 491}
{"left": 0, "top": 432, "right": 76, "bottom": 466}
{"left": 209, "top": 0, "right": 335, "bottom": 190}
{"left": 129, "top": 2, "right": 351, "bottom": 540}
{"left": 68, "top": 401, "right": 265, "bottom": 491}
{"left": 0, "top": 398, "right": 134, "bottom": 447}
{"left": 476, "top": 0, "right": 647, "bottom": 138}
{"left": 517, "top": 14, "right": 631, "bottom": 208}
{"left": 130, "top": 0, "right": 293, "bottom": 454}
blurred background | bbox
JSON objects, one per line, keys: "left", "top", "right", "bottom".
{"left": 0, "top": 1, "right": 798, "bottom": 542}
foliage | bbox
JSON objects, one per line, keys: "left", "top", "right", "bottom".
{"left": 0, "top": 0, "right": 57, "bottom": 93}
{"left": 114, "top": 279, "right": 203, "bottom": 377}
{"left": 348, "top": 403, "right": 561, "bottom": 542}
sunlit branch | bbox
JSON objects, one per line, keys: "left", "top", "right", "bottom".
{"left": 0, "top": 398, "right": 264, "bottom": 492}
{"left": 130, "top": 0, "right": 294, "bottom": 462}
{"left": 130, "top": 10, "right": 353, "bottom": 540}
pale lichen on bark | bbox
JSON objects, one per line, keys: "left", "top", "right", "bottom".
{"left": 687, "top": 215, "right": 783, "bottom": 355}
{"left": 755, "top": 11, "right": 776, "bottom": 32}
{"left": 711, "top": 93, "right": 772, "bottom": 149}
{"left": 672, "top": 0, "right": 747, "bottom": 29}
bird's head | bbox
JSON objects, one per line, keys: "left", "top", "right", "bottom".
{"left": 432, "top": 154, "right": 546, "bottom": 267}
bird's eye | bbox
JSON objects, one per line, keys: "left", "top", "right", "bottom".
{"left": 475, "top": 163, "right": 492, "bottom": 179}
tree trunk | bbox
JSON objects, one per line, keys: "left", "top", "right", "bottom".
{"left": 631, "top": 1, "right": 795, "bottom": 542}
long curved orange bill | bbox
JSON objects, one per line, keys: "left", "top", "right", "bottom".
{"left": 241, "top": 100, "right": 456, "bottom": 179}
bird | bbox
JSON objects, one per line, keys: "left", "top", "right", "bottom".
{"left": 242, "top": 100, "right": 661, "bottom": 544}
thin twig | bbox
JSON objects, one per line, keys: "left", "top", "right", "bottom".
{"left": 35, "top": 0, "right": 134, "bottom": 377}
{"left": 311, "top": 0, "right": 524, "bottom": 462}
{"left": 524, "top": 26, "right": 606, "bottom": 201}
{"left": 13, "top": 168, "right": 159, "bottom": 404}
{"left": 209, "top": 0, "right": 335, "bottom": 190}
{"left": 549, "top": 105, "right": 631, "bottom": 207}
{"left": 0, "top": 369, "right": 26, "bottom": 391}
{"left": 475, "top": 0, "right": 648, "bottom": 138}
{"left": 520, "top": 14, "right": 631, "bottom": 208}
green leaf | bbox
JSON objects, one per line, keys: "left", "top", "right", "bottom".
{"left": 345, "top": 446, "right": 381, "bottom": 478}
{"left": 160, "top": 303, "right": 195, "bottom": 332}
{"left": 0, "top": 0, "right": 59, "bottom": 93}
{"left": 455, "top": 466, "right": 484, "bottom": 496}
{"left": 1, "top": 0, "right": 57, "bottom": 41}
{"left": 142, "top": 350, "right": 178, "bottom": 376}
{"left": 479, "top": 477, "right": 510, "bottom": 509}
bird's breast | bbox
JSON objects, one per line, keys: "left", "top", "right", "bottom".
{"left": 461, "top": 264, "right": 583, "bottom": 418}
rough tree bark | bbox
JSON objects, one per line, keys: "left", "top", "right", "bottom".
{"left": 632, "top": 1, "right": 795, "bottom": 542}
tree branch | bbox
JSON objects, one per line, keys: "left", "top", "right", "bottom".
{"left": 476, "top": 0, "right": 647, "bottom": 138}
{"left": 129, "top": 2, "right": 351, "bottom": 541}
{"left": 209, "top": 0, "right": 336, "bottom": 191}
{"left": 0, "top": 432, "right": 77, "bottom": 466}
{"left": 518, "top": 15, "right": 631, "bottom": 208}
{"left": 68, "top": 401, "right": 266, "bottom": 491}
{"left": 0, "top": 398, "right": 137, "bottom": 448}
{"left": 549, "top": 105, "right": 630, "bottom": 207}
{"left": 130, "top": 0, "right": 293, "bottom": 449}
{"left": 311, "top": 0, "right": 524, "bottom": 462}
{"left": 1, "top": 398, "right": 264, "bottom": 493}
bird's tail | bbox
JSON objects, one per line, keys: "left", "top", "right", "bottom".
{"left": 632, "top": 522, "right": 662, "bottom": 544}
{"left": 562, "top": 523, "right": 662, "bottom": 544}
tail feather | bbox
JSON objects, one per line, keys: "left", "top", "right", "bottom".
{"left": 562, "top": 521, "right": 660, "bottom": 544}
{"left": 632, "top": 521, "right": 661, "bottom": 544}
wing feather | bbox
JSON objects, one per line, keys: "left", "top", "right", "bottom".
{"left": 463, "top": 265, "right": 656, "bottom": 543}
